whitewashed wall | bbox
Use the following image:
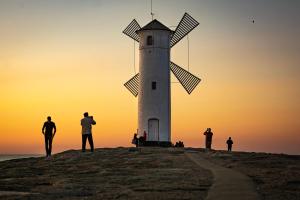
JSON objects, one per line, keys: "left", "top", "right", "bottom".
{"left": 138, "top": 29, "right": 171, "bottom": 142}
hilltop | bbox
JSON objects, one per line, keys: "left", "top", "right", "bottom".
{"left": 0, "top": 148, "right": 299, "bottom": 200}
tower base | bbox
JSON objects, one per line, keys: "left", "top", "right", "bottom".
{"left": 142, "top": 141, "right": 172, "bottom": 147}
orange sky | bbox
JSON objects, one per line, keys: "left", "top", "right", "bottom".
{"left": 0, "top": 0, "right": 299, "bottom": 154}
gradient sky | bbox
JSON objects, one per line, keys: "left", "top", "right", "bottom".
{"left": 0, "top": 0, "right": 299, "bottom": 154}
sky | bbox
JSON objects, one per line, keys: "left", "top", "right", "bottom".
{"left": 0, "top": 0, "right": 299, "bottom": 154}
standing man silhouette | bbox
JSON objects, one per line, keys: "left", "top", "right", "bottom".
{"left": 226, "top": 137, "right": 233, "bottom": 151}
{"left": 42, "top": 116, "right": 56, "bottom": 157}
{"left": 81, "top": 112, "right": 96, "bottom": 152}
{"left": 203, "top": 128, "right": 213, "bottom": 149}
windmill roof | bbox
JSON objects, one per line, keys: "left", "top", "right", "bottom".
{"left": 136, "top": 19, "right": 172, "bottom": 33}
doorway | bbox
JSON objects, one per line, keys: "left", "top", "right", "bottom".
{"left": 148, "top": 118, "right": 159, "bottom": 141}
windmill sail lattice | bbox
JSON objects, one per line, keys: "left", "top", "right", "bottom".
{"left": 170, "top": 13, "right": 199, "bottom": 47}
{"left": 123, "top": 13, "right": 201, "bottom": 97}
{"left": 122, "top": 19, "right": 141, "bottom": 42}
{"left": 124, "top": 73, "right": 139, "bottom": 97}
{"left": 170, "top": 62, "right": 201, "bottom": 94}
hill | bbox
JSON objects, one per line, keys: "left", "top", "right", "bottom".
{"left": 0, "top": 148, "right": 212, "bottom": 200}
{"left": 0, "top": 147, "right": 299, "bottom": 200}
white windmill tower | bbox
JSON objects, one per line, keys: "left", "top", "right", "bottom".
{"left": 123, "top": 13, "right": 201, "bottom": 146}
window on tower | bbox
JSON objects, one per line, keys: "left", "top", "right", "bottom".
{"left": 147, "top": 35, "right": 153, "bottom": 45}
{"left": 152, "top": 81, "right": 157, "bottom": 90}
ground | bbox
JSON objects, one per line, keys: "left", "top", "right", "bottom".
{"left": 0, "top": 148, "right": 212, "bottom": 200}
{"left": 0, "top": 148, "right": 299, "bottom": 200}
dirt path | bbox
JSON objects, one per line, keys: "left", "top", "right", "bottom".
{"left": 185, "top": 150, "right": 260, "bottom": 200}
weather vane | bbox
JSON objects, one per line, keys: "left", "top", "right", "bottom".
{"left": 151, "top": 0, "right": 154, "bottom": 20}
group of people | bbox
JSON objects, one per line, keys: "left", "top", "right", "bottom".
{"left": 43, "top": 116, "right": 233, "bottom": 158}
{"left": 131, "top": 128, "right": 234, "bottom": 151}
{"left": 42, "top": 112, "right": 96, "bottom": 157}
{"left": 132, "top": 131, "right": 147, "bottom": 147}
{"left": 203, "top": 128, "right": 234, "bottom": 151}
{"left": 174, "top": 141, "right": 184, "bottom": 147}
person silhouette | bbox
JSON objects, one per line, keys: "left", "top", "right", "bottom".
{"left": 42, "top": 116, "right": 56, "bottom": 157}
{"left": 139, "top": 131, "right": 147, "bottom": 146}
{"left": 226, "top": 137, "right": 233, "bottom": 151}
{"left": 203, "top": 128, "right": 213, "bottom": 149}
{"left": 143, "top": 131, "right": 147, "bottom": 142}
{"left": 81, "top": 112, "right": 96, "bottom": 152}
{"left": 132, "top": 133, "right": 138, "bottom": 147}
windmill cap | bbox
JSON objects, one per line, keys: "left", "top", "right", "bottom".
{"left": 136, "top": 19, "right": 174, "bottom": 34}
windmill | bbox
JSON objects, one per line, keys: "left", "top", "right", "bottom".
{"left": 123, "top": 13, "right": 201, "bottom": 146}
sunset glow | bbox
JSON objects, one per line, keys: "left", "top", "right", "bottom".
{"left": 0, "top": 0, "right": 299, "bottom": 154}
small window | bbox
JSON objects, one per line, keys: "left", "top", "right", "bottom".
{"left": 152, "top": 81, "right": 157, "bottom": 90}
{"left": 147, "top": 35, "right": 153, "bottom": 45}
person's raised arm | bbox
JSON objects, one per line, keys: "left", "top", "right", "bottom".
{"left": 90, "top": 116, "right": 96, "bottom": 125}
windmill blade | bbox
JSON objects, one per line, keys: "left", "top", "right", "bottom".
{"left": 170, "top": 62, "right": 201, "bottom": 94}
{"left": 170, "top": 13, "right": 199, "bottom": 47}
{"left": 123, "top": 19, "right": 141, "bottom": 42}
{"left": 124, "top": 73, "right": 139, "bottom": 97}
